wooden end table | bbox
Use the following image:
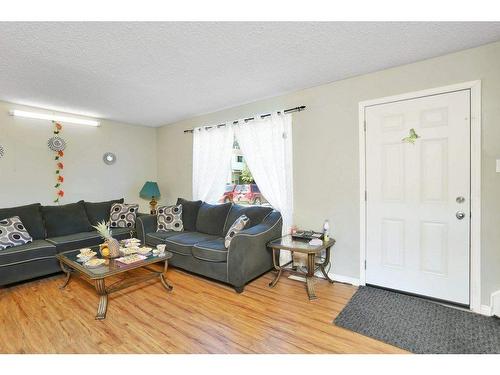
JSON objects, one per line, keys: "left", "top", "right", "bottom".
{"left": 267, "top": 235, "right": 335, "bottom": 300}
{"left": 57, "top": 248, "right": 173, "bottom": 320}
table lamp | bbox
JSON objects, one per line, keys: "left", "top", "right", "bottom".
{"left": 140, "top": 181, "right": 161, "bottom": 214}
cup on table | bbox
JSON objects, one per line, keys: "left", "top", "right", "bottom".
{"left": 156, "top": 244, "right": 166, "bottom": 254}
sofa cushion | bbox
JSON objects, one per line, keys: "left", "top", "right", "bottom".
{"left": 176, "top": 198, "right": 202, "bottom": 231}
{"left": 47, "top": 228, "right": 132, "bottom": 253}
{"left": 0, "top": 203, "right": 45, "bottom": 240}
{"left": 0, "top": 216, "right": 33, "bottom": 250}
{"left": 42, "top": 200, "right": 93, "bottom": 237}
{"left": 46, "top": 231, "right": 101, "bottom": 253}
{"left": 196, "top": 202, "right": 232, "bottom": 236}
{"left": 0, "top": 240, "right": 56, "bottom": 266}
{"left": 223, "top": 204, "right": 273, "bottom": 235}
{"left": 110, "top": 227, "right": 135, "bottom": 240}
{"left": 165, "top": 232, "right": 219, "bottom": 256}
{"left": 84, "top": 198, "right": 124, "bottom": 225}
{"left": 110, "top": 203, "right": 139, "bottom": 228}
{"left": 145, "top": 231, "right": 180, "bottom": 247}
{"left": 157, "top": 204, "right": 183, "bottom": 232}
{"left": 192, "top": 239, "right": 228, "bottom": 262}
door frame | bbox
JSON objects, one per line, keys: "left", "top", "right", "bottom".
{"left": 358, "top": 81, "right": 482, "bottom": 313}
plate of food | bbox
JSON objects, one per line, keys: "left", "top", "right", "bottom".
{"left": 120, "top": 246, "right": 138, "bottom": 256}
{"left": 121, "top": 238, "right": 141, "bottom": 247}
{"left": 77, "top": 251, "right": 97, "bottom": 262}
{"left": 116, "top": 254, "right": 147, "bottom": 265}
{"left": 136, "top": 247, "right": 153, "bottom": 256}
{"left": 84, "top": 258, "right": 106, "bottom": 268}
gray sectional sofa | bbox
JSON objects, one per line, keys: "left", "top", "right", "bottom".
{"left": 136, "top": 198, "right": 283, "bottom": 292}
{"left": 0, "top": 199, "right": 133, "bottom": 286}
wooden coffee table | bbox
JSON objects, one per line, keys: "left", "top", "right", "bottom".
{"left": 56, "top": 247, "right": 173, "bottom": 320}
{"left": 268, "top": 235, "right": 335, "bottom": 300}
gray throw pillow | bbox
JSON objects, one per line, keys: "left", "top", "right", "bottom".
{"left": 0, "top": 216, "right": 33, "bottom": 250}
{"left": 109, "top": 203, "right": 139, "bottom": 228}
{"left": 157, "top": 204, "right": 183, "bottom": 232}
{"left": 224, "top": 214, "right": 250, "bottom": 248}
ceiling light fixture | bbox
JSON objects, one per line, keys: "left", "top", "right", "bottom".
{"left": 9, "top": 109, "right": 101, "bottom": 127}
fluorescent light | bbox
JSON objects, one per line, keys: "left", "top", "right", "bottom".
{"left": 9, "top": 110, "right": 100, "bottom": 127}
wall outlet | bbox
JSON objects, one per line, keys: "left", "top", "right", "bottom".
{"left": 496, "top": 159, "right": 500, "bottom": 173}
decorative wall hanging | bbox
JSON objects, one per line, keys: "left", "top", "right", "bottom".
{"left": 51, "top": 122, "right": 65, "bottom": 203}
{"left": 47, "top": 136, "right": 67, "bottom": 152}
{"left": 0, "top": 145, "right": 4, "bottom": 159}
{"left": 103, "top": 152, "right": 116, "bottom": 165}
{"left": 402, "top": 128, "right": 420, "bottom": 145}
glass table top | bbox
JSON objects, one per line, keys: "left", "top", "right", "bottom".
{"left": 268, "top": 235, "right": 335, "bottom": 253}
{"left": 57, "top": 245, "right": 172, "bottom": 279}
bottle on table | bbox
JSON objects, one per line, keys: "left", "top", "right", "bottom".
{"left": 323, "top": 220, "right": 330, "bottom": 243}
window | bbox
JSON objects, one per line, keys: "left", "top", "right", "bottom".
{"left": 219, "top": 138, "right": 268, "bottom": 206}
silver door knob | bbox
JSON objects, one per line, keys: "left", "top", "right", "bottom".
{"left": 456, "top": 211, "right": 465, "bottom": 220}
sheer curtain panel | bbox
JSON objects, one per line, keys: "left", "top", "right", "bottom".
{"left": 192, "top": 125, "right": 234, "bottom": 203}
{"left": 234, "top": 113, "right": 293, "bottom": 234}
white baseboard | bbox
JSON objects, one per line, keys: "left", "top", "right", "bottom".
{"left": 330, "top": 273, "right": 360, "bottom": 286}
{"left": 314, "top": 270, "right": 360, "bottom": 286}
{"left": 480, "top": 304, "right": 492, "bottom": 316}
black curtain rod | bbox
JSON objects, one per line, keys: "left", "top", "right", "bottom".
{"left": 183, "top": 105, "right": 306, "bottom": 133}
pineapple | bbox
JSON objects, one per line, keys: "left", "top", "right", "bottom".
{"left": 93, "top": 221, "right": 120, "bottom": 258}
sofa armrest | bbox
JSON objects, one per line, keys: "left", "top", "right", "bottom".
{"left": 227, "top": 211, "right": 283, "bottom": 288}
{"left": 136, "top": 214, "right": 157, "bottom": 243}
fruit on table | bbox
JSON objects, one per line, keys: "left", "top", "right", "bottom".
{"left": 101, "top": 247, "right": 110, "bottom": 257}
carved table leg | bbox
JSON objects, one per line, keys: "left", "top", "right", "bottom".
{"left": 269, "top": 268, "right": 282, "bottom": 288}
{"left": 320, "top": 246, "right": 335, "bottom": 283}
{"left": 59, "top": 261, "right": 72, "bottom": 289}
{"left": 160, "top": 260, "right": 173, "bottom": 291}
{"left": 306, "top": 253, "right": 317, "bottom": 300}
{"left": 95, "top": 278, "right": 108, "bottom": 320}
{"left": 269, "top": 248, "right": 283, "bottom": 287}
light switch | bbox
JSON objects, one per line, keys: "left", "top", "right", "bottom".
{"left": 497, "top": 159, "right": 500, "bottom": 173}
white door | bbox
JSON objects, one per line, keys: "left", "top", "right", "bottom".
{"left": 365, "top": 90, "right": 471, "bottom": 305}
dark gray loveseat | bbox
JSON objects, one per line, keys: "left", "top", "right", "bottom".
{"left": 0, "top": 199, "right": 133, "bottom": 286}
{"left": 136, "top": 198, "right": 282, "bottom": 292}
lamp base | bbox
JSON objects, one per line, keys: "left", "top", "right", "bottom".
{"left": 150, "top": 197, "right": 158, "bottom": 215}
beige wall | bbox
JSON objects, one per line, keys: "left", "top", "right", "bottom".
{"left": 157, "top": 41, "right": 500, "bottom": 305}
{"left": 0, "top": 101, "right": 157, "bottom": 212}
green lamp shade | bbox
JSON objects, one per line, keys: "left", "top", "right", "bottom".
{"left": 140, "top": 181, "right": 161, "bottom": 199}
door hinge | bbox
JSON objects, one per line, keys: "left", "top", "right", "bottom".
{"left": 363, "top": 120, "right": 366, "bottom": 132}
{"left": 364, "top": 260, "right": 367, "bottom": 270}
{"left": 364, "top": 190, "right": 367, "bottom": 201}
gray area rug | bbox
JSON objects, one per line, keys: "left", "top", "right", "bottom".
{"left": 334, "top": 286, "right": 500, "bottom": 354}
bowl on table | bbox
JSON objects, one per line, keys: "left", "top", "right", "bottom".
{"left": 136, "top": 247, "right": 153, "bottom": 256}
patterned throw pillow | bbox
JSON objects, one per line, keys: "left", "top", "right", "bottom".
{"left": 224, "top": 214, "right": 250, "bottom": 248}
{"left": 0, "top": 216, "right": 33, "bottom": 250}
{"left": 157, "top": 204, "right": 183, "bottom": 232}
{"left": 109, "top": 203, "right": 139, "bottom": 228}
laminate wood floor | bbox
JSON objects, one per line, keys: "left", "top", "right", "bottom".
{"left": 0, "top": 266, "right": 406, "bottom": 354}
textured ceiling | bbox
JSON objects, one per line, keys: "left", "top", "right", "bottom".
{"left": 0, "top": 22, "right": 500, "bottom": 127}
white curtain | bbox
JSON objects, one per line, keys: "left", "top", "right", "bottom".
{"left": 234, "top": 113, "right": 293, "bottom": 234}
{"left": 192, "top": 125, "right": 234, "bottom": 203}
